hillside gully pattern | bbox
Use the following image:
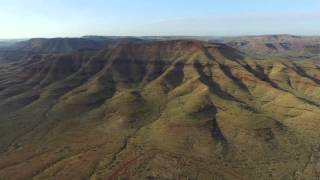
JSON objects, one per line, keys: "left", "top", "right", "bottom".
{"left": 0, "top": 39, "right": 320, "bottom": 179}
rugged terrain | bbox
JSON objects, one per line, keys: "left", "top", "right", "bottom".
{"left": 0, "top": 38, "right": 320, "bottom": 179}
{"left": 214, "top": 35, "right": 320, "bottom": 61}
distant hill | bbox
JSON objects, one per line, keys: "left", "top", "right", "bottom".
{"left": 0, "top": 37, "right": 147, "bottom": 63}
{"left": 211, "top": 35, "right": 320, "bottom": 60}
{"left": 13, "top": 38, "right": 106, "bottom": 53}
{"left": 0, "top": 41, "right": 16, "bottom": 48}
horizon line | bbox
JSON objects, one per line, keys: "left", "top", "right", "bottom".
{"left": 1, "top": 33, "right": 320, "bottom": 40}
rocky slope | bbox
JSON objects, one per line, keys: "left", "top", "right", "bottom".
{"left": 0, "top": 40, "right": 320, "bottom": 179}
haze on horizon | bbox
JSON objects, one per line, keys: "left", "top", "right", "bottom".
{"left": 0, "top": 0, "right": 320, "bottom": 38}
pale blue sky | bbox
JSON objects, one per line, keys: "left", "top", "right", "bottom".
{"left": 0, "top": 0, "right": 319, "bottom": 38}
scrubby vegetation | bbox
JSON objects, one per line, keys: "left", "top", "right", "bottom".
{"left": 0, "top": 39, "right": 319, "bottom": 179}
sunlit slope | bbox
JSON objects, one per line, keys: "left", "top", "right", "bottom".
{"left": 0, "top": 40, "right": 320, "bottom": 179}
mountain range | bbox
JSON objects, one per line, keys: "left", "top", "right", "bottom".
{"left": 0, "top": 36, "right": 319, "bottom": 179}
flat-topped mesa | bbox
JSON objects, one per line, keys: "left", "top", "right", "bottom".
{"left": 112, "top": 39, "right": 206, "bottom": 52}
{"left": 100, "top": 39, "right": 244, "bottom": 63}
{"left": 0, "top": 40, "right": 246, "bottom": 94}
{"left": 0, "top": 39, "right": 247, "bottom": 90}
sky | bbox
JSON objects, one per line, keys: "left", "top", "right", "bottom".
{"left": 0, "top": 0, "right": 319, "bottom": 38}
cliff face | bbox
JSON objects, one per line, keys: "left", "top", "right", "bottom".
{"left": 0, "top": 40, "right": 320, "bottom": 179}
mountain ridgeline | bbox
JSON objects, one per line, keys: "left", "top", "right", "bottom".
{"left": 0, "top": 37, "right": 144, "bottom": 63}
{"left": 0, "top": 37, "right": 320, "bottom": 179}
